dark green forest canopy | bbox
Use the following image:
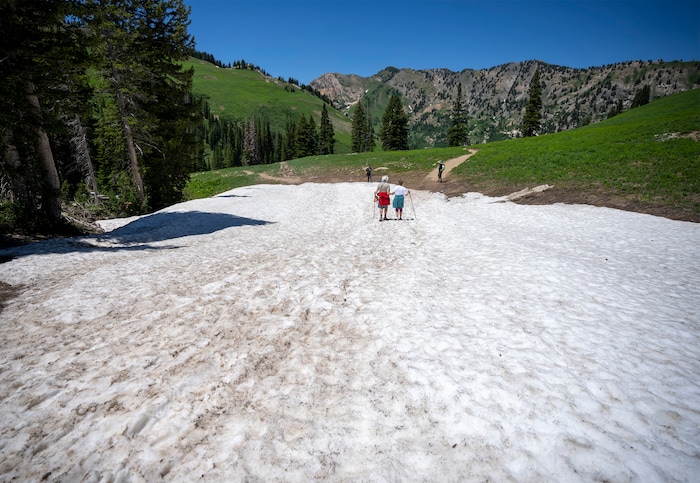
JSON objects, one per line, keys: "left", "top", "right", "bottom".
{"left": 1, "top": 0, "right": 200, "bottom": 226}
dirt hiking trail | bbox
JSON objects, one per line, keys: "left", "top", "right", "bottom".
{"left": 425, "top": 148, "right": 478, "bottom": 183}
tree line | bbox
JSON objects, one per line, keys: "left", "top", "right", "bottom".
{"left": 201, "top": 102, "right": 335, "bottom": 170}
{"left": 1, "top": 0, "right": 201, "bottom": 228}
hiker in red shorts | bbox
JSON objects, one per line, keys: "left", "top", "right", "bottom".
{"left": 374, "top": 175, "right": 391, "bottom": 221}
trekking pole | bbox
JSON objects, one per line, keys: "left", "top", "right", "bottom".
{"left": 409, "top": 192, "right": 416, "bottom": 220}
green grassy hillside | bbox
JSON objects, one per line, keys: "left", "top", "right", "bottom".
{"left": 185, "top": 89, "right": 700, "bottom": 222}
{"left": 183, "top": 58, "right": 353, "bottom": 153}
{"left": 454, "top": 89, "right": 699, "bottom": 215}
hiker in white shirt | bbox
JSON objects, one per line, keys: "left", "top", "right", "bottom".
{"left": 390, "top": 179, "right": 410, "bottom": 220}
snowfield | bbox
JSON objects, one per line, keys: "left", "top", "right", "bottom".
{"left": 1, "top": 182, "right": 699, "bottom": 482}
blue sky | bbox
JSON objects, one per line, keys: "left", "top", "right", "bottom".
{"left": 184, "top": 0, "right": 700, "bottom": 84}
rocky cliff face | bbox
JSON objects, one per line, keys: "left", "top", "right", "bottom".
{"left": 310, "top": 60, "right": 700, "bottom": 147}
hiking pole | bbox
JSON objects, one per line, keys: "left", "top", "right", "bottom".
{"left": 409, "top": 192, "right": 416, "bottom": 220}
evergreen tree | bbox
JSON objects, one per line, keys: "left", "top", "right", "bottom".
{"left": 307, "top": 115, "right": 319, "bottom": 156}
{"left": 319, "top": 104, "right": 335, "bottom": 155}
{"left": 231, "top": 120, "right": 243, "bottom": 167}
{"left": 274, "top": 132, "right": 283, "bottom": 164}
{"left": 380, "top": 94, "right": 409, "bottom": 151}
{"left": 283, "top": 115, "right": 296, "bottom": 161}
{"left": 522, "top": 67, "right": 543, "bottom": 137}
{"left": 607, "top": 98, "right": 626, "bottom": 119}
{"left": 0, "top": 0, "right": 90, "bottom": 220}
{"left": 351, "top": 101, "right": 368, "bottom": 153}
{"left": 88, "top": 0, "right": 198, "bottom": 211}
{"left": 243, "top": 119, "right": 259, "bottom": 165}
{"left": 365, "top": 100, "right": 375, "bottom": 153}
{"left": 631, "top": 85, "right": 651, "bottom": 108}
{"left": 447, "top": 83, "right": 469, "bottom": 146}
{"left": 258, "top": 118, "right": 273, "bottom": 164}
{"left": 135, "top": 0, "right": 200, "bottom": 209}
{"left": 294, "top": 114, "right": 309, "bottom": 158}
{"left": 294, "top": 114, "right": 318, "bottom": 158}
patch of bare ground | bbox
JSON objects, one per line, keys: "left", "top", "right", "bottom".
{"left": 0, "top": 281, "right": 20, "bottom": 315}
{"left": 508, "top": 185, "right": 700, "bottom": 223}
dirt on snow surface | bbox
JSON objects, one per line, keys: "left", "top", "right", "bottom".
{"left": 0, "top": 181, "right": 699, "bottom": 481}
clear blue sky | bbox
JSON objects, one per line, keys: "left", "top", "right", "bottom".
{"left": 184, "top": 0, "right": 700, "bottom": 85}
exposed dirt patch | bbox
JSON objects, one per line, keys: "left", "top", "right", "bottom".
{"left": 656, "top": 130, "right": 700, "bottom": 142}
{"left": 0, "top": 281, "right": 20, "bottom": 315}
{"left": 424, "top": 149, "right": 478, "bottom": 183}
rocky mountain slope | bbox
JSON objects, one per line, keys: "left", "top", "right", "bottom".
{"left": 310, "top": 59, "right": 700, "bottom": 147}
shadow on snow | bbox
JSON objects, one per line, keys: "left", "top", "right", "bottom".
{"left": 0, "top": 211, "right": 271, "bottom": 261}
{"left": 106, "top": 210, "right": 269, "bottom": 243}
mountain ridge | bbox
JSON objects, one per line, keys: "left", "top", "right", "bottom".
{"left": 310, "top": 59, "right": 700, "bottom": 147}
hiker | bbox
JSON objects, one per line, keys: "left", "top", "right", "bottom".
{"left": 365, "top": 164, "right": 373, "bottom": 182}
{"left": 374, "top": 175, "right": 391, "bottom": 221}
{"left": 438, "top": 161, "right": 445, "bottom": 183}
{"left": 390, "top": 180, "right": 410, "bottom": 220}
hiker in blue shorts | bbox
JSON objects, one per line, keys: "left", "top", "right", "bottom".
{"left": 390, "top": 180, "right": 410, "bottom": 220}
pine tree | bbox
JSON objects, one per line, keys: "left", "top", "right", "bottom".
{"left": 294, "top": 114, "right": 318, "bottom": 158}
{"left": 522, "top": 67, "right": 543, "bottom": 137}
{"left": 380, "top": 94, "right": 409, "bottom": 151}
{"left": 0, "top": 0, "right": 90, "bottom": 220}
{"left": 364, "top": 98, "right": 375, "bottom": 152}
{"left": 319, "top": 104, "right": 335, "bottom": 155}
{"left": 243, "top": 119, "right": 259, "bottom": 165}
{"left": 88, "top": 0, "right": 198, "bottom": 211}
{"left": 351, "top": 101, "right": 368, "bottom": 152}
{"left": 294, "top": 115, "right": 307, "bottom": 158}
{"left": 258, "top": 118, "right": 273, "bottom": 164}
{"left": 307, "top": 116, "right": 318, "bottom": 155}
{"left": 135, "top": 0, "right": 201, "bottom": 210}
{"left": 631, "top": 85, "right": 651, "bottom": 108}
{"left": 447, "top": 83, "right": 468, "bottom": 146}
{"left": 283, "top": 115, "right": 296, "bottom": 160}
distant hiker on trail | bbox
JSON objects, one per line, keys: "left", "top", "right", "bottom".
{"left": 365, "top": 164, "right": 373, "bottom": 182}
{"left": 374, "top": 175, "right": 391, "bottom": 221}
{"left": 390, "top": 180, "right": 410, "bottom": 220}
{"left": 438, "top": 160, "right": 445, "bottom": 183}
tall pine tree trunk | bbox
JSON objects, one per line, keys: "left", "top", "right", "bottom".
{"left": 25, "top": 79, "right": 62, "bottom": 220}
{"left": 107, "top": 40, "right": 145, "bottom": 204}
